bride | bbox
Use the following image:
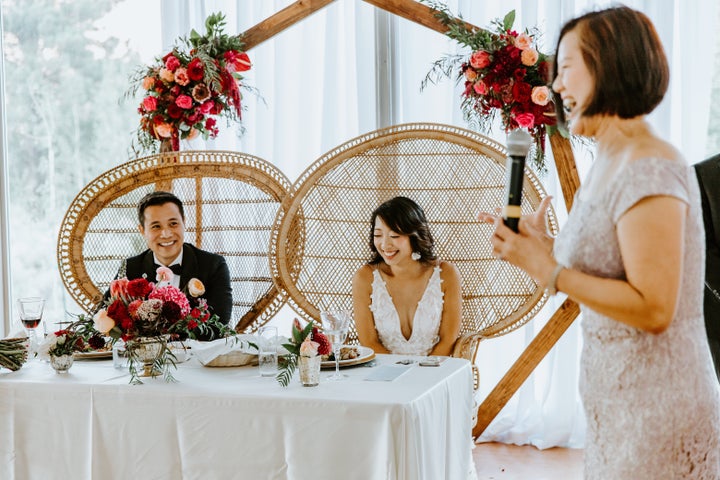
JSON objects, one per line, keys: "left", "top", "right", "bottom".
{"left": 352, "top": 196, "right": 462, "bottom": 356}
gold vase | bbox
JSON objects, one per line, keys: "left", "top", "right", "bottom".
{"left": 127, "top": 336, "right": 168, "bottom": 377}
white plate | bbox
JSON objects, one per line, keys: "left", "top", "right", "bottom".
{"left": 321, "top": 346, "right": 375, "bottom": 369}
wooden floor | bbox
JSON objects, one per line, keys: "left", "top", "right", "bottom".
{"left": 473, "top": 442, "right": 583, "bottom": 479}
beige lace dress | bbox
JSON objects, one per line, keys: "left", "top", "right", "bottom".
{"left": 554, "top": 158, "right": 720, "bottom": 479}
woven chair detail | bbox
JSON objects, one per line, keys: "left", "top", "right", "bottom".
{"left": 57, "top": 150, "right": 294, "bottom": 332}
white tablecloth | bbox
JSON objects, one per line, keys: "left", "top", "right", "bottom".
{"left": 0, "top": 354, "right": 473, "bottom": 480}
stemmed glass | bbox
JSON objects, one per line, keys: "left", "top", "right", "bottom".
{"left": 18, "top": 297, "right": 45, "bottom": 355}
{"left": 321, "top": 309, "right": 351, "bottom": 381}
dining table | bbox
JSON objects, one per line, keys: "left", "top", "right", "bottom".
{"left": 0, "top": 352, "right": 474, "bottom": 480}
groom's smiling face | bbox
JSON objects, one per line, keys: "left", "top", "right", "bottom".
{"left": 139, "top": 202, "right": 185, "bottom": 266}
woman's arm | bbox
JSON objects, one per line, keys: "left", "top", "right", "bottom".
{"left": 430, "top": 261, "right": 462, "bottom": 356}
{"left": 491, "top": 195, "right": 686, "bottom": 333}
{"left": 352, "top": 265, "right": 391, "bottom": 354}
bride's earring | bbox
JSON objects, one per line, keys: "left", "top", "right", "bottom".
{"left": 411, "top": 252, "right": 421, "bottom": 261}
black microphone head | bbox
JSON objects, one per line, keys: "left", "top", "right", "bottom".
{"left": 507, "top": 129, "right": 533, "bottom": 158}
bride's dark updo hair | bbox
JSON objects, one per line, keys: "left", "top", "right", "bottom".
{"left": 367, "top": 196, "right": 437, "bottom": 265}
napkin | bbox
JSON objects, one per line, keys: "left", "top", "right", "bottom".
{"left": 187, "top": 334, "right": 260, "bottom": 364}
{"left": 364, "top": 364, "right": 412, "bottom": 382}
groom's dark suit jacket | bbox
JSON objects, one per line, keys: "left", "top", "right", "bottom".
{"left": 694, "top": 155, "right": 720, "bottom": 381}
{"left": 103, "top": 243, "right": 233, "bottom": 332}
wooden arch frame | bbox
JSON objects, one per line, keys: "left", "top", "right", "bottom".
{"left": 240, "top": 0, "right": 582, "bottom": 438}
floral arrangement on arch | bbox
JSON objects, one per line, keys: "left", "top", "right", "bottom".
{"left": 128, "top": 12, "right": 252, "bottom": 153}
{"left": 422, "top": 4, "right": 558, "bottom": 171}
{"left": 276, "top": 318, "right": 332, "bottom": 387}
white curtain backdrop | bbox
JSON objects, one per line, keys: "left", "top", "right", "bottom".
{"left": 160, "top": 0, "right": 718, "bottom": 449}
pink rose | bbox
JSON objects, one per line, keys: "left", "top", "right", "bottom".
{"left": 521, "top": 48, "right": 539, "bottom": 66}
{"left": 469, "top": 50, "right": 491, "bottom": 69}
{"left": 142, "top": 96, "right": 157, "bottom": 112}
{"left": 515, "top": 113, "right": 536, "bottom": 129}
{"left": 514, "top": 33, "right": 533, "bottom": 50}
{"left": 473, "top": 80, "right": 488, "bottom": 95}
{"left": 164, "top": 55, "right": 181, "bottom": 71}
{"left": 175, "top": 95, "right": 193, "bottom": 109}
{"left": 531, "top": 86, "right": 551, "bottom": 106}
{"left": 156, "top": 266, "right": 174, "bottom": 283}
{"left": 299, "top": 337, "right": 320, "bottom": 357}
{"left": 198, "top": 100, "right": 214, "bottom": 114}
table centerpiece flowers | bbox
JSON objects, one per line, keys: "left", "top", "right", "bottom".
{"left": 37, "top": 315, "right": 107, "bottom": 373}
{"left": 421, "top": 3, "right": 558, "bottom": 171}
{"left": 276, "top": 318, "right": 332, "bottom": 387}
{"left": 93, "top": 266, "right": 233, "bottom": 384}
{"left": 128, "top": 12, "right": 252, "bottom": 153}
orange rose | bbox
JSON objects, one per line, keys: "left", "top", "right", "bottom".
{"left": 187, "top": 278, "right": 205, "bottom": 297}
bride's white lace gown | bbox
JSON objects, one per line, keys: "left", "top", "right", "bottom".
{"left": 369, "top": 266, "right": 444, "bottom": 356}
{"left": 554, "top": 158, "right": 720, "bottom": 479}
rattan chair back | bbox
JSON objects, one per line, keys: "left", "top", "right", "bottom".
{"left": 271, "top": 123, "right": 558, "bottom": 347}
{"left": 57, "top": 150, "right": 293, "bottom": 332}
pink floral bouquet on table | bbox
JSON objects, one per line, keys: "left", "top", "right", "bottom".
{"left": 93, "top": 267, "right": 232, "bottom": 383}
{"left": 422, "top": 4, "right": 558, "bottom": 171}
{"left": 127, "top": 12, "right": 252, "bottom": 153}
{"left": 94, "top": 267, "right": 228, "bottom": 342}
{"left": 276, "top": 318, "right": 332, "bottom": 387}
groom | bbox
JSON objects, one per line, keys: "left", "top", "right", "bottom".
{"left": 695, "top": 154, "right": 720, "bottom": 382}
{"left": 103, "top": 191, "right": 233, "bottom": 330}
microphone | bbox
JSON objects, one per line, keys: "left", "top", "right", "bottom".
{"left": 503, "top": 129, "right": 533, "bottom": 233}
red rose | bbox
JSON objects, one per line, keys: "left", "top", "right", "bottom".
{"left": 187, "top": 320, "right": 198, "bottom": 330}
{"left": 175, "top": 94, "right": 193, "bottom": 109}
{"left": 187, "top": 58, "right": 204, "bottom": 81}
{"left": 190, "top": 308, "right": 201, "bottom": 319}
{"left": 142, "top": 96, "right": 158, "bottom": 112}
{"left": 515, "top": 113, "right": 536, "bottom": 129}
{"left": 167, "top": 103, "right": 183, "bottom": 119}
{"left": 198, "top": 100, "right": 214, "bottom": 114}
{"left": 512, "top": 81, "right": 532, "bottom": 103}
{"left": 127, "top": 278, "right": 152, "bottom": 298}
{"left": 107, "top": 299, "right": 130, "bottom": 324}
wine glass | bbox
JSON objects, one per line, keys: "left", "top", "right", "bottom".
{"left": 18, "top": 297, "right": 45, "bottom": 355}
{"left": 321, "top": 309, "right": 351, "bottom": 381}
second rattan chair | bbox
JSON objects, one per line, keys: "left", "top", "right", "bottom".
{"left": 271, "top": 122, "right": 558, "bottom": 389}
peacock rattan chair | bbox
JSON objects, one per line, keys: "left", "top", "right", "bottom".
{"left": 57, "top": 150, "right": 295, "bottom": 333}
{"left": 271, "top": 122, "right": 558, "bottom": 388}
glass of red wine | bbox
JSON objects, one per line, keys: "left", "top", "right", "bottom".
{"left": 18, "top": 297, "right": 45, "bottom": 354}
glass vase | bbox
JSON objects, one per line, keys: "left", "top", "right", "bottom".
{"left": 50, "top": 354, "right": 74, "bottom": 373}
{"left": 127, "top": 336, "right": 168, "bottom": 378}
{"left": 298, "top": 355, "right": 321, "bottom": 387}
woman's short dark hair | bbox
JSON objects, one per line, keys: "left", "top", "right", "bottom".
{"left": 367, "top": 196, "right": 437, "bottom": 265}
{"left": 552, "top": 5, "right": 669, "bottom": 125}
{"left": 137, "top": 191, "right": 185, "bottom": 226}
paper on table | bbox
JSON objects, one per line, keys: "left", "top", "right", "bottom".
{"left": 364, "top": 364, "right": 412, "bottom": 382}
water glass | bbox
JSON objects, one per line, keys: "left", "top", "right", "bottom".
{"left": 112, "top": 340, "right": 128, "bottom": 369}
{"left": 258, "top": 326, "right": 278, "bottom": 377}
